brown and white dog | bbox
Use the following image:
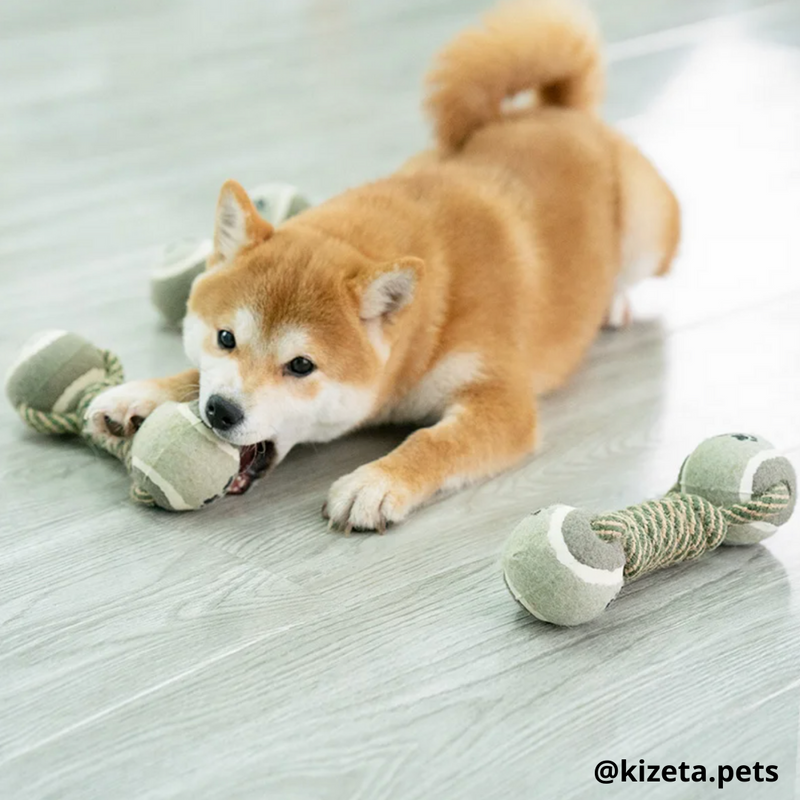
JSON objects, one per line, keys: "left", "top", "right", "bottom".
{"left": 87, "top": 0, "right": 680, "bottom": 531}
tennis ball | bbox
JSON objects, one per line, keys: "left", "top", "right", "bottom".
{"left": 678, "top": 433, "right": 797, "bottom": 545}
{"left": 502, "top": 505, "right": 626, "bottom": 626}
{"left": 150, "top": 239, "right": 213, "bottom": 328}
{"left": 130, "top": 400, "right": 239, "bottom": 511}
{"left": 249, "top": 182, "right": 311, "bottom": 224}
{"left": 5, "top": 330, "right": 107, "bottom": 414}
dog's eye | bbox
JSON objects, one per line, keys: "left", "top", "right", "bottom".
{"left": 286, "top": 356, "right": 315, "bottom": 377}
{"left": 217, "top": 330, "right": 236, "bottom": 350}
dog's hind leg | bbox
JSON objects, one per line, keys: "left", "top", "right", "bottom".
{"left": 604, "top": 132, "right": 681, "bottom": 329}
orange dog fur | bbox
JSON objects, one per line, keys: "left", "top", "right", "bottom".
{"left": 87, "top": 0, "right": 680, "bottom": 531}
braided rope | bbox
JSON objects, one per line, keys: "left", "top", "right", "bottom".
{"left": 14, "top": 349, "right": 156, "bottom": 505}
{"left": 593, "top": 483, "right": 792, "bottom": 579}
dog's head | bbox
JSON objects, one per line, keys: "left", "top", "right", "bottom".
{"left": 184, "top": 180, "right": 423, "bottom": 461}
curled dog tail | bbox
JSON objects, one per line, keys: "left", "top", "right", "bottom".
{"left": 425, "top": 0, "right": 604, "bottom": 151}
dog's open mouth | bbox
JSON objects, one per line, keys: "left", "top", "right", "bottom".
{"left": 227, "top": 440, "right": 276, "bottom": 496}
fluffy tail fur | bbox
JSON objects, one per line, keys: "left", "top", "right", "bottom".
{"left": 425, "top": 0, "right": 604, "bottom": 151}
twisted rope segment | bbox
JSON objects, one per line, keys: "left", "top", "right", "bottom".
{"left": 14, "top": 349, "right": 155, "bottom": 505}
{"left": 592, "top": 483, "right": 792, "bottom": 579}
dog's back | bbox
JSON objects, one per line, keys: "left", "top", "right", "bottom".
{"left": 381, "top": 0, "right": 680, "bottom": 392}
{"left": 88, "top": 1, "right": 682, "bottom": 532}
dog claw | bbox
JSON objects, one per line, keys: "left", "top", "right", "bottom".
{"left": 343, "top": 522, "right": 353, "bottom": 537}
{"left": 104, "top": 414, "right": 126, "bottom": 438}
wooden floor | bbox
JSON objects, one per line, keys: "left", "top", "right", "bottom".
{"left": 1, "top": 0, "right": 800, "bottom": 797}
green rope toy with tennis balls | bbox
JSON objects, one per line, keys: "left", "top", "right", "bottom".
{"left": 5, "top": 330, "right": 240, "bottom": 511}
{"left": 503, "top": 434, "right": 796, "bottom": 626}
{"left": 151, "top": 182, "right": 311, "bottom": 326}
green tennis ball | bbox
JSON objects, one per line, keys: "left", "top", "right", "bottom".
{"left": 5, "top": 330, "right": 107, "bottom": 414}
{"left": 250, "top": 182, "right": 311, "bottom": 224}
{"left": 130, "top": 400, "right": 239, "bottom": 511}
{"left": 502, "top": 505, "right": 626, "bottom": 626}
{"left": 150, "top": 239, "right": 212, "bottom": 328}
{"left": 678, "top": 433, "right": 797, "bottom": 545}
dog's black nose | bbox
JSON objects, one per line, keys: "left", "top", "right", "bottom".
{"left": 205, "top": 395, "right": 244, "bottom": 432}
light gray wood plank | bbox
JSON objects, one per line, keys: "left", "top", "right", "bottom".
{"left": 0, "top": 538, "right": 796, "bottom": 799}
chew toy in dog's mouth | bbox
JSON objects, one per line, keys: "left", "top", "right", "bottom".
{"left": 227, "top": 440, "right": 276, "bottom": 495}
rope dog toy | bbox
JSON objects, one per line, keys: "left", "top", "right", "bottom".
{"left": 6, "top": 330, "right": 240, "bottom": 511}
{"left": 151, "top": 183, "right": 310, "bottom": 326}
{"left": 502, "top": 434, "right": 796, "bottom": 626}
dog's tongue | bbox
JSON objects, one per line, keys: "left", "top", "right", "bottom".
{"left": 227, "top": 440, "right": 276, "bottom": 495}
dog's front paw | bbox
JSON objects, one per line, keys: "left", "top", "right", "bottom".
{"left": 324, "top": 463, "right": 417, "bottom": 533}
{"left": 85, "top": 380, "right": 168, "bottom": 439}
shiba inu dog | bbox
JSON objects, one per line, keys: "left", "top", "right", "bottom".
{"left": 88, "top": 0, "right": 680, "bottom": 531}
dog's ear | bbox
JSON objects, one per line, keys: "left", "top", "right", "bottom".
{"left": 210, "top": 179, "right": 274, "bottom": 267}
{"left": 352, "top": 257, "right": 424, "bottom": 321}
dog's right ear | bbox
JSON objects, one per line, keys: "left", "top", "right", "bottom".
{"left": 349, "top": 257, "right": 424, "bottom": 322}
{"left": 209, "top": 180, "right": 274, "bottom": 268}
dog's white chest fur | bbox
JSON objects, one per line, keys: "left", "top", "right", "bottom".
{"left": 375, "top": 351, "right": 482, "bottom": 425}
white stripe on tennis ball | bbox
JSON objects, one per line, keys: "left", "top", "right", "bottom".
{"left": 174, "top": 403, "right": 239, "bottom": 462}
{"left": 53, "top": 367, "right": 107, "bottom": 413}
{"left": 547, "top": 504, "right": 624, "bottom": 586}
{"left": 151, "top": 240, "right": 213, "bottom": 279}
{"left": 738, "top": 449, "right": 778, "bottom": 502}
{"left": 4, "top": 329, "right": 68, "bottom": 388}
{"left": 748, "top": 521, "right": 778, "bottom": 533}
{"left": 131, "top": 455, "right": 192, "bottom": 511}
{"left": 272, "top": 185, "right": 295, "bottom": 223}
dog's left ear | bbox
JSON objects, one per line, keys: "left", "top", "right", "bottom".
{"left": 210, "top": 179, "right": 274, "bottom": 267}
{"left": 352, "top": 257, "right": 424, "bottom": 321}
